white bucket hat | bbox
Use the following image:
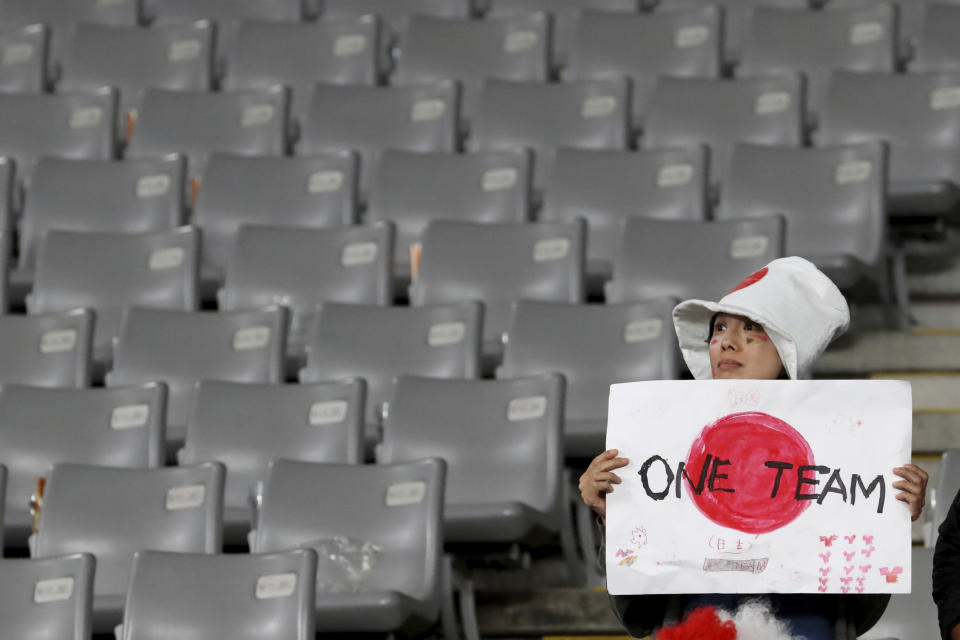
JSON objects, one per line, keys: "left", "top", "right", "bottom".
{"left": 672, "top": 256, "right": 850, "bottom": 380}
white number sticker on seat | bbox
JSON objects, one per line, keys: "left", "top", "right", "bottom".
{"left": 334, "top": 34, "right": 367, "bottom": 57}
{"left": 581, "top": 95, "right": 617, "bottom": 118}
{"left": 136, "top": 174, "right": 171, "bottom": 198}
{"left": 307, "top": 170, "right": 343, "bottom": 194}
{"left": 167, "top": 39, "right": 201, "bottom": 61}
{"left": 34, "top": 577, "right": 74, "bottom": 603}
{"left": 533, "top": 237, "right": 570, "bottom": 262}
{"left": 835, "top": 160, "right": 872, "bottom": 184}
{"left": 427, "top": 322, "right": 465, "bottom": 346}
{"left": 165, "top": 484, "right": 205, "bottom": 510}
{"left": 657, "top": 164, "right": 693, "bottom": 187}
{"left": 111, "top": 404, "right": 150, "bottom": 430}
{"left": 503, "top": 30, "right": 537, "bottom": 53}
{"left": 342, "top": 242, "right": 378, "bottom": 266}
{"left": 755, "top": 92, "right": 791, "bottom": 115}
{"left": 69, "top": 107, "right": 103, "bottom": 129}
{"left": 2, "top": 43, "right": 33, "bottom": 65}
{"left": 730, "top": 235, "right": 769, "bottom": 259}
{"left": 507, "top": 395, "right": 547, "bottom": 421}
{"left": 410, "top": 99, "right": 446, "bottom": 122}
{"left": 386, "top": 480, "right": 426, "bottom": 506}
{"left": 481, "top": 167, "right": 517, "bottom": 191}
{"left": 624, "top": 318, "right": 663, "bottom": 343}
{"left": 233, "top": 326, "right": 271, "bottom": 350}
{"left": 850, "top": 22, "right": 883, "bottom": 45}
{"left": 931, "top": 87, "right": 960, "bottom": 111}
{"left": 241, "top": 104, "right": 275, "bottom": 127}
{"left": 675, "top": 25, "right": 709, "bottom": 48}
{"left": 148, "top": 247, "right": 185, "bottom": 270}
{"left": 309, "top": 400, "right": 349, "bottom": 426}
{"left": 255, "top": 572, "right": 297, "bottom": 599}
{"left": 40, "top": 329, "right": 77, "bottom": 354}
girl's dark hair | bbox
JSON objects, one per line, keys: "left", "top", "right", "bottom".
{"left": 705, "top": 313, "right": 719, "bottom": 344}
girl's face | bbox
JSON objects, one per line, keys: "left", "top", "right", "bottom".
{"left": 708, "top": 313, "right": 785, "bottom": 380}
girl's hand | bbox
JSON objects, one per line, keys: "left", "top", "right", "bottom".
{"left": 893, "top": 463, "right": 929, "bottom": 521}
{"left": 579, "top": 449, "right": 630, "bottom": 523}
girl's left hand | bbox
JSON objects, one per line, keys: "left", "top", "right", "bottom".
{"left": 893, "top": 463, "right": 929, "bottom": 521}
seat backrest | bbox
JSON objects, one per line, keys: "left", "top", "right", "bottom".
{"left": 381, "top": 374, "right": 562, "bottom": 514}
{"left": 0, "top": 0, "right": 141, "bottom": 26}
{"left": 322, "top": 0, "right": 472, "bottom": 32}
{"left": 0, "top": 156, "right": 11, "bottom": 234}
{"left": 605, "top": 217, "right": 785, "bottom": 303}
{"left": 0, "top": 553, "right": 95, "bottom": 640}
{"left": 541, "top": 146, "right": 708, "bottom": 275}
{"left": 150, "top": 0, "right": 305, "bottom": 21}
{"left": 469, "top": 78, "right": 630, "bottom": 190}
{"left": 301, "top": 301, "right": 482, "bottom": 426}
{"left": 299, "top": 82, "right": 459, "bottom": 195}
{"left": 0, "top": 463, "right": 5, "bottom": 549}
{"left": 718, "top": 142, "right": 886, "bottom": 266}
{"left": 912, "top": 2, "right": 960, "bottom": 72}
{"left": 0, "top": 232, "right": 7, "bottom": 313}
{"left": 219, "top": 223, "right": 393, "bottom": 347}
{"left": 0, "top": 383, "right": 166, "bottom": 540}
{"left": 194, "top": 152, "right": 358, "bottom": 280}
{"left": 935, "top": 449, "right": 960, "bottom": 545}
{"left": 0, "top": 88, "right": 118, "bottom": 184}
{"left": 642, "top": 74, "right": 804, "bottom": 185}
{"left": 182, "top": 379, "right": 365, "bottom": 517}
{"left": 127, "top": 87, "right": 290, "bottom": 181}
{"left": 253, "top": 457, "right": 444, "bottom": 611}
{"left": 498, "top": 299, "right": 679, "bottom": 423}
{"left": 120, "top": 549, "right": 316, "bottom": 640}
{"left": 0, "top": 24, "right": 48, "bottom": 93}
{"left": 367, "top": 149, "right": 531, "bottom": 275}
{"left": 410, "top": 220, "right": 585, "bottom": 347}
{"left": 60, "top": 22, "right": 215, "bottom": 119}
{"left": 738, "top": 4, "right": 897, "bottom": 112}
{"left": 20, "top": 155, "right": 187, "bottom": 274}
{"left": 107, "top": 307, "right": 287, "bottom": 427}
{"left": 35, "top": 462, "right": 224, "bottom": 599}
{"left": 564, "top": 7, "right": 721, "bottom": 124}
{"left": 817, "top": 69, "right": 960, "bottom": 185}
{"left": 0, "top": 309, "right": 93, "bottom": 387}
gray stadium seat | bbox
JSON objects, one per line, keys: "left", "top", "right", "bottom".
{"left": 540, "top": 146, "right": 709, "bottom": 288}
{"left": 0, "top": 24, "right": 49, "bottom": 93}
{"left": 60, "top": 22, "right": 215, "bottom": 123}
{"left": 127, "top": 87, "right": 291, "bottom": 183}
{"left": 300, "top": 301, "right": 482, "bottom": 446}
{"left": 0, "top": 88, "right": 118, "bottom": 186}
{"left": 487, "top": 0, "right": 639, "bottom": 68}
{"left": 605, "top": 217, "right": 785, "bottom": 303}
{"left": 118, "top": 549, "right": 317, "bottom": 640}
{"left": 0, "top": 309, "right": 93, "bottom": 388}
{"left": 194, "top": 152, "right": 358, "bottom": 286}
{"left": 28, "top": 227, "right": 200, "bottom": 364}
{"left": 251, "top": 457, "right": 446, "bottom": 635}
{"left": 817, "top": 69, "right": 960, "bottom": 216}
{"left": 180, "top": 379, "right": 365, "bottom": 545}
{"left": 911, "top": 1, "right": 960, "bottom": 72}
{"left": 469, "top": 78, "right": 630, "bottom": 192}
{"left": 219, "top": 223, "right": 393, "bottom": 360}
{"left": 367, "top": 149, "right": 532, "bottom": 281}
{"left": 410, "top": 220, "right": 585, "bottom": 364}
{"left": 150, "top": 0, "right": 306, "bottom": 21}
{"left": 934, "top": 449, "right": 960, "bottom": 547}
{"left": 0, "top": 553, "right": 94, "bottom": 640}
{"left": 498, "top": 299, "right": 679, "bottom": 457}
{"left": 0, "top": 462, "right": 5, "bottom": 549}
{"left": 738, "top": 4, "right": 897, "bottom": 114}
{"left": 393, "top": 14, "right": 550, "bottom": 122}
{"left": 33, "top": 462, "right": 224, "bottom": 633}
{"left": 0, "top": 155, "right": 11, "bottom": 232}
{"left": 227, "top": 17, "right": 384, "bottom": 121}
{"left": 322, "top": 0, "right": 472, "bottom": 34}
{"left": 17, "top": 155, "right": 186, "bottom": 279}
{"left": 299, "top": 82, "right": 459, "bottom": 197}
{"left": 107, "top": 306, "right": 287, "bottom": 448}
{"left": 564, "top": 7, "right": 722, "bottom": 127}
{"left": 859, "top": 547, "right": 939, "bottom": 639}
{"left": 642, "top": 74, "right": 804, "bottom": 187}
{"left": 832, "top": 0, "right": 926, "bottom": 60}
{"left": 0, "top": 232, "right": 7, "bottom": 313}
{"left": 0, "top": 383, "right": 166, "bottom": 546}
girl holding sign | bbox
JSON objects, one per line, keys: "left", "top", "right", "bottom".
{"left": 578, "top": 257, "right": 928, "bottom": 639}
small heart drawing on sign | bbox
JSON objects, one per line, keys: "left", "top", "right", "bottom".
{"left": 844, "top": 566, "right": 854, "bottom": 574}
{"left": 863, "top": 535, "right": 874, "bottom": 545}
{"left": 818, "top": 585, "right": 828, "bottom": 592}
{"left": 841, "top": 586, "right": 850, "bottom": 593}
{"left": 862, "top": 546, "right": 875, "bottom": 558}
{"left": 819, "top": 577, "right": 828, "bottom": 587}
{"left": 819, "top": 567, "right": 830, "bottom": 576}
{"left": 860, "top": 565, "right": 872, "bottom": 573}
{"left": 819, "top": 552, "right": 831, "bottom": 563}
{"left": 856, "top": 576, "right": 867, "bottom": 584}
{"left": 855, "top": 585, "right": 864, "bottom": 593}
{"left": 844, "top": 534, "right": 856, "bottom": 543}
{"left": 843, "top": 551, "right": 855, "bottom": 561}
{"left": 840, "top": 577, "right": 852, "bottom": 585}
{"left": 820, "top": 535, "right": 838, "bottom": 547}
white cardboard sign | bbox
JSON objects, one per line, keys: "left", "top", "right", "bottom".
{"left": 605, "top": 379, "right": 912, "bottom": 595}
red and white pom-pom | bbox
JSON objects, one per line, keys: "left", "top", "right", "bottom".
{"left": 656, "top": 600, "right": 806, "bottom": 640}
{"left": 655, "top": 606, "right": 737, "bottom": 640}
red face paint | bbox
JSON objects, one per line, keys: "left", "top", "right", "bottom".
{"left": 728, "top": 267, "right": 768, "bottom": 295}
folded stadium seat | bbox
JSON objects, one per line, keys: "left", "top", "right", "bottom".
{"left": 0, "top": 553, "right": 94, "bottom": 640}
{"left": 0, "top": 156, "right": 11, "bottom": 231}
{"left": 126, "top": 87, "right": 291, "bottom": 184}
{"left": 410, "top": 220, "right": 586, "bottom": 368}
{"left": 641, "top": 74, "right": 804, "bottom": 189}
{"left": 910, "top": 2, "right": 960, "bottom": 72}
{"left": 251, "top": 458, "right": 448, "bottom": 636}
{"left": 16, "top": 155, "right": 186, "bottom": 283}
{"left": 0, "top": 232, "right": 8, "bottom": 313}
{"left": 938, "top": 450, "right": 960, "bottom": 548}
{"left": 28, "top": 227, "right": 199, "bottom": 367}
{"left": 322, "top": 0, "right": 472, "bottom": 36}
{"left": 367, "top": 148, "right": 532, "bottom": 282}
{"left": 0, "top": 88, "right": 118, "bottom": 188}
{"left": 540, "top": 146, "right": 709, "bottom": 291}
{"left": 300, "top": 301, "right": 482, "bottom": 451}
{"left": 59, "top": 22, "right": 216, "bottom": 127}
{"left": 106, "top": 306, "right": 287, "bottom": 451}
{"left": 33, "top": 462, "right": 224, "bottom": 634}
{"left": 0, "top": 24, "right": 49, "bottom": 93}
{"left": 219, "top": 223, "right": 393, "bottom": 363}
{"left": 605, "top": 216, "right": 785, "bottom": 303}
{"left": 563, "top": 7, "right": 722, "bottom": 129}
{"left": 832, "top": 0, "right": 926, "bottom": 61}
{"left": 193, "top": 152, "right": 357, "bottom": 290}
{"left": 859, "top": 547, "right": 940, "bottom": 639}
{"left": 0, "top": 309, "right": 93, "bottom": 388}
{"left": 393, "top": 14, "right": 550, "bottom": 125}
{"left": 179, "top": 379, "right": 364, "bottom": 546}
{"left": 469, "top": 77, "right": 631, "bottom": 196}
{"left": 656, "top": 0, "right": 809, "bottom": 66}
{"left": 486, "top": 0, "right": 639, "bottom": 69}
{"left": 299, "top": 82, "right": 459, "bottom": 198}
{"left": 0, "top": 463, "right": 5, "bottom": 549}
{"left": 225, "top": 17, "right": 385, "bottom": 122}
{"left": 381, "top": 374, "right": 586, "bottom": 583}
{"left": 117, "top": 549, "right": 317, "bottom": 640}
{"left": 0, "top": 383, "right": 166, "bottom": 548}
{"left": 817, "top": 69, "right": 960, "bottom": 217}
{"left": 497, "top": 299, "right": 679, "bottom": 457}
{"left": 738, "top": 4, "right": 897, "bottom": 116}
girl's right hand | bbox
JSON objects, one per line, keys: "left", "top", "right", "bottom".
{"left": 578, "top": 448, "right": 630, "bottom": 523}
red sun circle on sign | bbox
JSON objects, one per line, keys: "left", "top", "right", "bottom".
{"left": 685, "top": 411, "right": 815, "bottom": 534}
{"left": 728, "top": 267, "right": 768, "bottom": 295}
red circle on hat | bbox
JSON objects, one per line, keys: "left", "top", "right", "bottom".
{"left": 684, "top": 411, "right": 814, "bottom": 534}
{"left": 728, "top": 267, "right": 768, "bottom": 295}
